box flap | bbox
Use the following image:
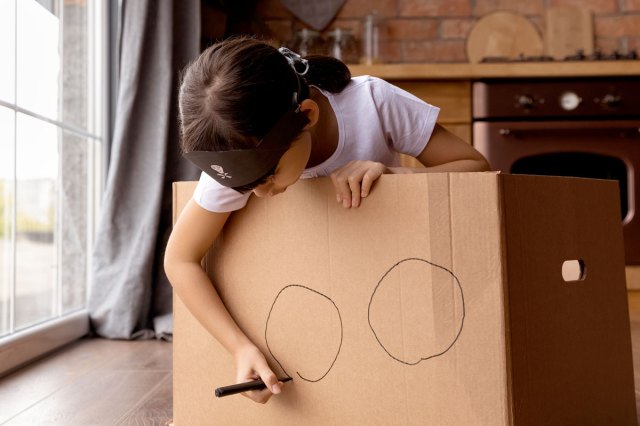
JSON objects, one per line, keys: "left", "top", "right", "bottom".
{"left": 500, "top": 174, "right": 636, "bottom": 424}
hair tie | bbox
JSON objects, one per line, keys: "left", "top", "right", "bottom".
{"left": 278, "top": 47, "right": 309, "bottom": 76}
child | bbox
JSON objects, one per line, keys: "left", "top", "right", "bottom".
{"left": 164, "top": 36, "right": 489, "bottom": 404}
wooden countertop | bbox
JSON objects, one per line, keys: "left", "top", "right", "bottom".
{"left": 348, "top": 61, "right": 640, "bottom": 80}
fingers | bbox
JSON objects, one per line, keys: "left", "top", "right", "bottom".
{"left": 348, "top": 176, "right": 362, "bottom": 208}
{"left": 331, "top": 166, "right": 363, "bottom": 208}
{"left": 258, "top": 369, "right": 281, "bottom": 395}
{"left": 235, "top": 346, "right": 286, "bottom": 404}
{"left": 331, "top": 161, "right": 384, "bottom": 208}
{"left": 360, "top": 171, "right": 375, "bottom": 199}
{"left": 240, "top": 372, "right": 279, "bottom": 404}
{"left": 240, "top": 377, "right": 273, "bottom": 404}
{"left": 241, "top": 376, "right": 288, "bottom": 404}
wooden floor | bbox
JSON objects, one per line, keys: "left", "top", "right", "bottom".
{"left": 3, "top": 292, "right": 640, "bottom": 425}
{"left": 0, "top": 338, "right": 172, "bottom": 425}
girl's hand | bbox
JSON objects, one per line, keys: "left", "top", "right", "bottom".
{"left": 234, "top": 344, "right": 283, "bottom": 404}
{"left": 330, "top": 160, "right": 388, "bottom": 208}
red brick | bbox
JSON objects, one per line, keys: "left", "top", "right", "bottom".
{"left": 594, "top": 37, "right": 623, "bottom": 53}
{"left": 399, "top": 0, "right": 471, "bottom": 17}
{"left": 338, "top": 0, "right": 397, "bottom": 18}
{"left": 380, "top": 41, "right": 404, "bottom": 63}
{"left": 622, "top": 0, "right": 640, "bottom": 11}
{"left": 627, "top": 36, "right": 640, "bottom": 52}
{"left": 440, "top": 18, "right": 475, "bottom": 39}
{"left": 595, "top": 15, "right": 640, "bottom": 37}
{"left": 385, "top": 19, "right": 439, "bottom": 40}
{"left": 548, "top": 0, "right": 618, "bottom": 13}
{"left": 404, "top": 40, "right": 468, "bottom": 62}
{"left": 325, "top": 19, "right": 362, "bottom": 35}
{"left": 473, "top": 0, "right": 544, "bottom": 16}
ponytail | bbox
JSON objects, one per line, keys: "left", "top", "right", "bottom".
{"left": 302, "top": 55, "right": 351, "bottom": 93}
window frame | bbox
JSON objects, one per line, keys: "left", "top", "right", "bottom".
{"left": 0, "top": 0, "right": 117, "bottom": 378}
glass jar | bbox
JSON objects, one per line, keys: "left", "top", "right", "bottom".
{"left": 327, "top": 28, "right": 358, "bottom": 64}
{"left": 361, "top": 12, "right": 382, "bottom": 64}
{"left": 293, "top": 28, "right": 324, "bottom": 57}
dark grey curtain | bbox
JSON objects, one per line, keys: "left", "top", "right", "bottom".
{"left": 89, "top": 0, "right": 201, "bottom": 339}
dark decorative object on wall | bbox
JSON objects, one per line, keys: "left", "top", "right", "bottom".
{"left": 279, "top": 0, "right": 345, "bottom": 31}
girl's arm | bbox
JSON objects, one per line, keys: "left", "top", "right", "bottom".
{"left": 392, "top": 123, "right": 490, "bottom": 173}
{"left": 330, "top": 124, "right": 490, "bottom": 208}
{"left": 164, "top": 199, "right": 283, "bottom": 404}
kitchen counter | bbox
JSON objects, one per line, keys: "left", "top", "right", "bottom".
{"left": 348, "top": 61, "right": 640, "bottom": 80}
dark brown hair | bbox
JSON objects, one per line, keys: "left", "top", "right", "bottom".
{"left": 178, "top": 37, "right": 351, "bottom": 154}
{"left": 178, "top": 36, "right": 351, "bottom": 192}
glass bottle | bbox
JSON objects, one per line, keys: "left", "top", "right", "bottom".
{"left": 361, "top": 11, "right": 382, "bottom": 64}
{"left": 327, "top": 28, "right": 357, "bottom": 64}
{"left": 293, "top": 28, "right": 323, "bottom": 57}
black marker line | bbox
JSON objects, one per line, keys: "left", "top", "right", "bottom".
{"left": 367, "top": 258, "right": 465, "bottom": 365}
{"left": 264, "top": 284, "right": 343, "bottom": 382}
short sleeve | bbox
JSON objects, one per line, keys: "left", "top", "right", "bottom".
{"left": 370, "top": 78, "right": 440, "bottom": 157}
{"left": 192, "top": 172, "right": 251, "bottom": 213}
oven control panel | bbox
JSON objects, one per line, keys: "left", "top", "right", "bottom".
{"left": 559, "top": 91, "right": 582, "bottom": 111}
{"left": 472, "top": 79, "right": 640, "bottom": 119}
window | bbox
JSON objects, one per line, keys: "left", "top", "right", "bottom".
{"left": 0, "top": 0, "right": 109, "bottom": 375}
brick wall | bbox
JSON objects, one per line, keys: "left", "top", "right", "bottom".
{"left": 255, "top": 0, "right": 640, "bottom": 63}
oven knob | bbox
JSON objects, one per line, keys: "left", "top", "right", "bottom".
{"left": 601, "top": 93, "right": 621, "bottom": 109}
{"left": 517, "top": 95, "right": 535, "bottom": 109}
{"left": 559, "top": 91, "right": 582, "bottom": 111}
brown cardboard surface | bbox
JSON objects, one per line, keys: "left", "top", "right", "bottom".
{"left": 500, "top": 175, "right": 636, "bottom": 424}
{"left": 172, "top": 174, "right": 636, "bottom": 425}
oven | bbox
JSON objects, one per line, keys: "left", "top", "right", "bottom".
{"left": 473, "top": 77, "right": 640, "bottom": 264}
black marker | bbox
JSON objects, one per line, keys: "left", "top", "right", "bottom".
{"left": 215, "top": 377, "right": 292, "bottom": 397}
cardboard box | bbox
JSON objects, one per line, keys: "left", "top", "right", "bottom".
{"left": 172, "top": 173, "right": 636, "bottom": 425}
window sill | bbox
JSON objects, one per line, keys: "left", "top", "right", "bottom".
{"left": 0, "top": 310, "right": 90, "bottom": 378}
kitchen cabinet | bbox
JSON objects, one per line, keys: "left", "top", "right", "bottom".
{"left": 393, "top": 80, "right": 471, "bottom": 145}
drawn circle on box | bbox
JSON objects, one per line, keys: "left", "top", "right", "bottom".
{"left": 368, "top": 258, "right": 465, "bottom": 365}
{"left": 265, "top": 284, "right": 343, "bottom": 382}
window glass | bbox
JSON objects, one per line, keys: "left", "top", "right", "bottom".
{"left": 16, "top": 0, "right": 60, "bottom": 121}
{"left": 0, "top": 106, "right": 15, "bottom": 336}
{"left": 0, "top": 0, "right": 16, "bottom": 103}
{"left": 1, "top": 0, "right": 104, "bottom": 341}
{"left": 15, "top": 113, "right": 58, "bottom": 329}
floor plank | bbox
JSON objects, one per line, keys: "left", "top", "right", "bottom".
{"left": 2, "top": 293, "right": 640, "bottom": 424}
{"left": 5, "top": 370, "right": 169, "bottom": 425}
{"left": 0, "top": 338, "right": 172, "bottom": 426}
{"left": 627, "top": 291, "right": 640, "bottom": 421}
{"left": 115, "top": 373, "right": 173, "bottom": 425}
{"left": 0, "top": 338, "right": 155, "bottom": 424}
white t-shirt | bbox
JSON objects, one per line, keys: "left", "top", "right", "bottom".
{"left": 192, "top": 75, "right": 440, "bottom": 212}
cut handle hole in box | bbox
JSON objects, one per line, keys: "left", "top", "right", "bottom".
{"left": 562, "top": 259, "right": 587, "bottom": 282}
